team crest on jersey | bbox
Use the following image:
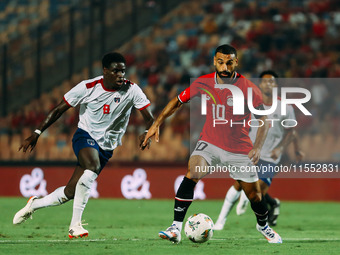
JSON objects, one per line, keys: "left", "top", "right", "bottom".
{"left": 87, "top": 139, "right": 95, "bottom": 146}
{"left": 227, "top": 96, "right": 233, "bottom": 106}
{"left": 114, "top": 97, "right": 121, "bottom": 103}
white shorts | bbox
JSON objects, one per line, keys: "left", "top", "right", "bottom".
{"left": 191, "top": 140, "right": 258, "bottom": 183}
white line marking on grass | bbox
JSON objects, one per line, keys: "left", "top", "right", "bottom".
{"left": 0, "top": 238, "right": 157, "bottom": 244}
{"left": 1, "top": 237, "right": 339, "bottom": 244}
{"left": 284, "top": 238, "right": 340, "bottom": 241}
{"left": 211, "top": 238, "right": 340, "bottom": 241}
{"left": 0, "top": 239, "right": 110, "bottom": 243}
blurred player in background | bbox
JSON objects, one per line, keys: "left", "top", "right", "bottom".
{"left": 214, "top": 70, "right": 304, "bottom": 230}
{"left": 13, "top": 52, "right": 154, "bottom": 238}
{"left": 143, "top": 45, "right": 282, "bottom": 244}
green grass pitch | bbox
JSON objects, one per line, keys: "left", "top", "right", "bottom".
{"left": 0, "top": 198, "right": 339, "bottom": 255}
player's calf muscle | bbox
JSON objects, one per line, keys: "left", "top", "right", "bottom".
{"left": 187, "top": 156, "right": 208, "bottom": 181}
{"left": 187, "top": 168, "right": 206, "bottom": 181}
{"left": 186, "top": 170, "right": 205, "bottom": 182}
{"left": 247, "top": 190, "right": 262, "bottom": 202}
{"left": 64, "top": 186, "right": 75, "bottom": 199}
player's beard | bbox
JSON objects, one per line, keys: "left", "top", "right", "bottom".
{"left": 216, "top": 70, "right": 234, "bottom": 83}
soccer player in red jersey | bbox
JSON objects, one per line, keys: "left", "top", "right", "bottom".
{"left": 214, "top": 70, "right": 304, "bottom": 230}
{"left": 143, "top": 45, "right": 282, "bottom": 243}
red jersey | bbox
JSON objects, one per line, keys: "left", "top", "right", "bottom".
{"left": 178, "top": 72, "right": 263, "bottom": 155}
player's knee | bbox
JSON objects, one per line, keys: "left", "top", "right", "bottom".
{"left": 247, "top": 191, "right": 262, "bottom": 203}
{"left": 83, "top": 160, "right": 101, "bottom": 174}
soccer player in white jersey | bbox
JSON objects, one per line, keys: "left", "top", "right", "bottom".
{"left": 143, "top": 45, "right": 282, "bottom": 244}
{"left": 13, "top": 52, "right": 154, "bottom": 238}
{"left": 214, "top": 70, "right": 304, "bottom": 230}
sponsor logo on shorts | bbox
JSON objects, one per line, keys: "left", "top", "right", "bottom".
{"left": 87, "top": 139, "right": 95, "bottom": 146}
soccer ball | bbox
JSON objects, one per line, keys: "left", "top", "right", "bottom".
{"left": 184, "top": 213, "right": 214, "bottom": 243}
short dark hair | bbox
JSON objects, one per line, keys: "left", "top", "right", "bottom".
{"left": 259, "top": 70, "right": 279, "bottom": 78}
{"left": 102, "top": 52, "right": 126, "bottom": 68}
{"left": 215, "top": 44, "right": 237, "bottom": 57}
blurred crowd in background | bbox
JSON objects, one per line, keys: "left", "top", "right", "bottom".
{"left": 0, "top": 0, "right": 339, "bottom": 163}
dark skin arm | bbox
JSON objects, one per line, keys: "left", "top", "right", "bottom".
{"left": 292, "top": 129, "right": 304, "bottom": 162}
{"left": 138, "top": 107, "right": 154, "bottom": 150}
{"left": 142, "top": 97, "right": 182, "bottom": 146}
{"left": 270, "top": 128, "right": 304, "bottom": 162}
{"left": 249, "top": 115, "right": 269, "bottom": 165}
{"left": 19, "top": 100, "right": 71, "bottom": 153}
{"left": 270, "top": 128, "right": 294, "bottom": 161}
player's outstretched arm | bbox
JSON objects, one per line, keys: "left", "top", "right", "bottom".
{"left": 139, "top": 107, "right": 154, "bottom": 150}
{"left": 18, "top": 100, "right": 71, "bottom": 153}
{"left": 142, "top": 97, "right": 182, "bottom": 146}
{"left": 249, "top": 115, "right": 269, "bottom": 165}
{"left": 291, "top": 129, "right": 304, "bottom": 162}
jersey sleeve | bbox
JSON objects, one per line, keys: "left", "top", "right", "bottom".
{"left": 133, "top": 85, "right": 151, "bottom": 110}
{"left": 178, "top": 79, "right": 201, "bottom": 103}
{"left": 178, "top": 87, "right": 191, "bottom": 103}
{"left": 63, "top": 81, "right": 87, "bottom": 107}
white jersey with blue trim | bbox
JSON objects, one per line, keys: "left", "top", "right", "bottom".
{"left": 249, "top": 98, "right": 296, "bottom": 164}
{"left": 63, "top": 75, "right": 150, "bottom": 151}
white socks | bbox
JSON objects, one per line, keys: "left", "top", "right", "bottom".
{"left": 70, "top": 170, "right": 98, "bottom": 227}
{"left": 172, "top": 221, "right": 183, "bottom": 231}
{"left": 216, "top": 186, "right": 241, "bottom": 224}
{"left": 31, "top": 186, "right": 69, "bottom": 210}
{"left": 235, "top": 190, "right": 250, "bottom": 215}
{"left": 239, "top": 190, "right": 249, "bottom": 205}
